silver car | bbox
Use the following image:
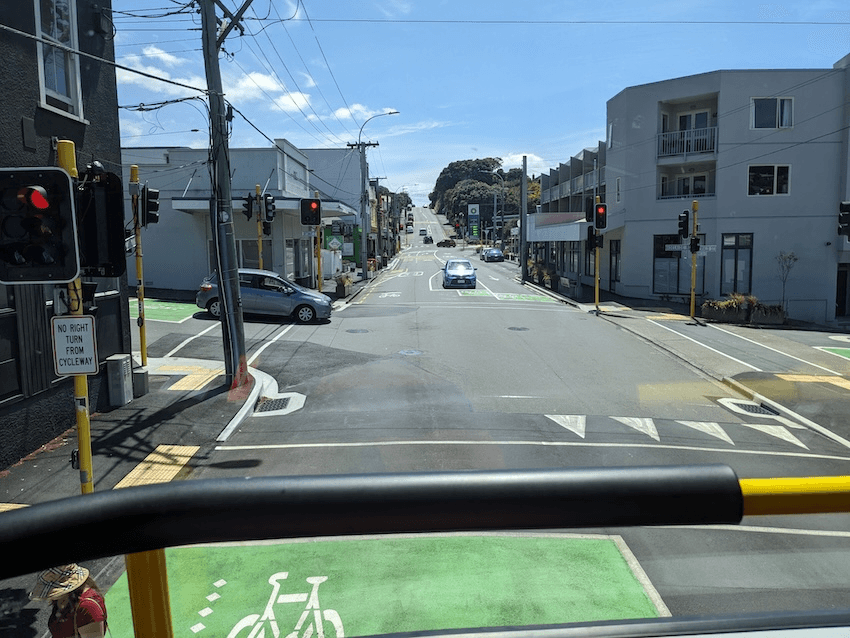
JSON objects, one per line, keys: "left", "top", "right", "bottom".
{"left": 196, "top": 268, "right": 332, "bottom": 323}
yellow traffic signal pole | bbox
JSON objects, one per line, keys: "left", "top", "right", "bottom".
{"left": 315, "top": 192, "right": 323, "bottom": 293}
{"left": 57, "top": 141, "right": 94, "bottom": 495}
{"left": 255, "top": 185, "right": 263, "bottom": 270}
{"left": 130, "top": 166, "right": 148, "bottom": 366}
{"left": 594, "top": 196, "right": 601, "bottom": 314}
{"left": 690, "top": 199, "right": 699, "bottom": 320}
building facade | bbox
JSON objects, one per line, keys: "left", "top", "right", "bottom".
{"left": 0, "top": 0, "right": 131, "bottom": 470}
{"left": 537, "top": 54, "right": 850, "bottom": 325}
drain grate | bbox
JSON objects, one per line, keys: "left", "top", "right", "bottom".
{"left": 255, "top": 397, "right": 290, "bottom": 413}
{"left": 734, "top": 402, "right": 779, "bottom": 416}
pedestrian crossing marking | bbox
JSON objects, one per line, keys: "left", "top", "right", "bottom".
{"left": 612, "top": 417, "right": 660, "bottom": 441}
{"left": 545, "top": 414, "right": 586, "bottom": 438}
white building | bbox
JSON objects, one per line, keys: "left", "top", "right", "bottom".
{"left": 122, "top": 140, "right": 358, "bottom": 295}
{"left": 536, "top": 53, "right": 850, "bottom": 325}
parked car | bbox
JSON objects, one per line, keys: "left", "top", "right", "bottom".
{"left": 482, "top": 248, "right": 505, "bottom": 262}
{"left": 441, "top": 258, "right": 477, "bottom": 289}
{"left": 437, "top": 239, "right": 456, "bottom": 247}
{"left": 406, "top": 225, "right": 414, "bottom": 233}
{"left": 196, "top": 268, "right": 332, "bottom": 323}
{"left": 423, "top": 235, "right": 434, "bottom": 244}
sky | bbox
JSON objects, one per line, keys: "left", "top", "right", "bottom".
{"left": 112, "top": 1, "right": 850, "bottom": 206}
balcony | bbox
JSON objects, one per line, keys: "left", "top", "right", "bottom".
{"left": 657, "top": 127, "right": 717, "bottom": 159}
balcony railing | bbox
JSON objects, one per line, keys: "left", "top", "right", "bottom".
{"left": 658, "top": 127, "right": 717, "bottom": 158}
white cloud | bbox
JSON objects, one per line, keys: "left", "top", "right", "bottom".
{"left": 272, "top": 92, "right": 311, "bottom": 113}
{"left": 140, "top": 45, "right": 182, "bottom": 67}
{"left": 333, "top": 104, "right": 398, "bottom": 121}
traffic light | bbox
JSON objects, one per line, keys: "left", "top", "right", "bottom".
{"left": 300, "top": 198, "right": 321, "bottom": 225}
{"left": 75, "top": 168, "right": 126, "bottom": 277}
{"left": 0, "top": 166, "right": 80, "bottom": 284}
{"left": 264, "top": 194, "right": 276, "bottom": 222}
{"left": 585, "top": 197, "right": 594, "bottom": 223}
{"left": 690, "top": 235, "right": 700, "bottom": 254}
{"left": 594, "top": 203, "right": 607, "bottom": 230}
{"left": 262, "top": 221, "right": 271, "bottom": 236}
{"left": 678, "top": 211, "right": 689, "bottom": 238}
{"left": 840, "top": 201, "right": 850, "bottom": 236}
{"left": 242, "top": 194, "right": 253, "bottom": 220}
{"left": 586, "top": 224, "right": 603, "bottom": 250}
{"left": 140, "top": 184, "right": 160, "bottom": 227}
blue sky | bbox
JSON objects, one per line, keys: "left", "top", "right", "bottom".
{"left": 112, "top": 1, "right": 850, "bottom": 205}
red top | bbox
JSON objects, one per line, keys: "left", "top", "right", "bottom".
{"left": 48, "top": 588, "right": 107, "bottom": 638}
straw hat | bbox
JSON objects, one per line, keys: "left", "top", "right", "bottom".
{"left": 29, "top": 564, "right": 89, "bottom": 601}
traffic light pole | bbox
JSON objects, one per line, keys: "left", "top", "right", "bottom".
{"left": 57, "top": 142, "right": 94, "bottom": 495}
{"left": 130, "top": 165, "right": 148, "bottom": 366}
{"left": 690, "top": 200, "right": 699, "bottom": 320}
{"left": 255, "top": 185, "right": 263, "bottom": 270}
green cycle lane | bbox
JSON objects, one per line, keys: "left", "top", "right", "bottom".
{"left": 105, "top": 534, "right": 664, "bottom": 637}
{"left": 128, "top": 299, "right": 200, "bottom": 323}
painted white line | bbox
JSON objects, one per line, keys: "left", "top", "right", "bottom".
{"left": 247, "top": 325, "right": 294, "bottom": 366}
{"left": 546, "top": 415, "right": 587, "bottom": 438}
{"left": 647, "top": 319, "right": 762, "bottom": 371}
{"left": 215, "top": 439, "right": 850, "bottom": 462}
{"left": 612, "top": 536, "right": 671, "bottom": 617}
{"left": 710, "top": 324, "right": 842, "bottom": 375}
{"left": 164, "top": 323, "right": 219, "bottom": 358}
{"left": 662, "top": 524, "right": 850, "bottom": 539}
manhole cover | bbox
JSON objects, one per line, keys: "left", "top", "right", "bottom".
{"left": 733, "top": 402, "right": 779, "bottom": 416}
{"left": 508, "top": 326, "right": 529, "bottom": 331}
{"left": 346, "top": 329, "right": 369, "bottom": 334}
{"left": 255, "top": 397, "right": 291, "bottom": 412}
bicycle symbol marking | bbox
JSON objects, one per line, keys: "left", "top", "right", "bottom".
{"left": 227, "top": 572, "right": 344, "bottom": 638}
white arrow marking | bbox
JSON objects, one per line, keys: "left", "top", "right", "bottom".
{"left": 676, "top": 421, "right": 735, "bottom": 445}
{"left": 612, "top": 417, "right": 659, "bottom": 441}
{"left": 545, "top": 414, "right": 586, "bottom": 439}
{"left": 740, "top": 423, "right": 808, "bottom": 449}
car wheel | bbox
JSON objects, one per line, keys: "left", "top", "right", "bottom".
{"left": 207, "top": 298, "right": 221, "bottom": 318}
{"left": 295, "top": 304, "right": 316, "bottom": 323}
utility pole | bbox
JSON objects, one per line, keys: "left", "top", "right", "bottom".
{"left": 521, "top": 156, "right": 528, "bottom": 282}
{"left": 200, "top": 0, "right": 250, "bottom": 388}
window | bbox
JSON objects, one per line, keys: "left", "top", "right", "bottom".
{"left": 721, "top": 233, "right": 753, "bottom": 295}
{"left": 610, "top": 240, "right": 621, "bottom": 283}
{"left": 677, "top": 174, "right": 707, "bottom": 197}
{"left": 748, "top": 165, "right": 789, "bottom": 196}
{"left": 752, "top": 98, "right": 792, "bottom": 129}
{"left": 36, "top": 0, "right": 84, "bottom": 118}
{"left": 568, "top": 241, "right": 580, "bottom": 274}
{"left": 616, "top": 177, "right": 621, "bottom": 203}
{"left": 584, "top": 239, "right": 595, "bottom": 277}
{"left": 653, "top": 234, "right": 705, "bottom": 295}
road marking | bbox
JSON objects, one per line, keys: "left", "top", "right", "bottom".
{"left": 0, "top": 503, "right": 28, "bottom": 512}
{"left": 612, "top": 416, "right": 660, "bottom": 441}
{"left": 546, "top": 414, "right": 586, "bottom": 438}
{"left": 816, "top": 346, "right": 850, "bottom": 361}
{"left": 164, "top": 323, "right": 219, "bottom": 358}
{"left": 215, "top": 439, "right": 850, "bottom": 462}
{"left": 710, "top": 324, "right": 842, "bottom": 375}
{"left": 248, "top": 325, "right": 294, "bottom": 366}
{"left": 647, "top": 319, "right": 762, "bottom": 371}
{"left": 162, "top": 365, "right": 223, "bottom": 391}
{"left": 740, "top": 423, "right": 807, "bottom": 449}
{"left": 677, "top": 420, "right": 735, "bottom": 445}
{"left": 113, "top": 444, "right": 199, "bottom": 489}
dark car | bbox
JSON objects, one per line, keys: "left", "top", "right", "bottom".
{"left": 196, "top": 268, "right": 332, "bottom": 323}
{"left": 437, "top": 239, "right": 456, "bottom": 247}
{"left": 482, "top": 248, "right": 505, "bottom": 262}
{"left": 423, "top": 235, "right": 434, "bottom": 244}
{"left": 441, "top": 258, "right": 476, "bottom": 289}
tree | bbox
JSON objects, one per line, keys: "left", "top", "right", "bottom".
{"left": 429, "top": 158, "right": 501, "bottom": 214}
{"left": 776, "top": 251, "right": 798, "bottom": 311}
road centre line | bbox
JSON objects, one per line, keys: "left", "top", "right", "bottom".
{"left": 215, "top": 439, "right": 850, "bottom": 462}
{"left": 647, "top": 319, "right": 762, "bottom": 371}
{"left": 710, "top": 324, "right": 842, "bottom": 375}
{"left": 164, "top": 322, "right": 219, "bottom": 358}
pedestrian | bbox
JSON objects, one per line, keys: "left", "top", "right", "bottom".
{"left": 30, "top": 563, "right": 108, "bottom": 638}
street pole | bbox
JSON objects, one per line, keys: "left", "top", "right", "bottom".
{"left": 130, "top": 165, "right": 147, "bottom": 367}
{"left": 255, "top": 184, "right": 262, "bottom": 270}
{"left": 200, "top": 0, "right": 249, "bottom": 388}
{"left": 521, "top": 156, "right": 528, "bottom": 281}
{"left": 690, "top": 199, "right": 699, "bottom": 319}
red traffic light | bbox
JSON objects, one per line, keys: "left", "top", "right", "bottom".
{"left": 594, "top": 203, "right": 607, "bottom": 230}
{"left": 19, "top": 186, "right": 50, "bottom": 210}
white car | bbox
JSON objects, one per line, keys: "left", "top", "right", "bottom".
{"left": 406, "top": 225, "right": 414, "bottom": 233}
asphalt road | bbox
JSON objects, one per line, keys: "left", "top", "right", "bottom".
{"left": 122, "top": 207, "right": 850, "bottom": 623}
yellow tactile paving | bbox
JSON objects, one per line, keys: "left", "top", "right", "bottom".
{"left": 778, "top": 374, "right": 850, "bottom": 392}
{"left": 113, "top": 444, "right": 199, "bottom": 489}
{"left": 160, "top": 365, "right": 224, "bottom": 391}
{"left": 649, "top": 313, "right": 690, "bottom": 321}
{"left": 0, "top": 503, "right": 29, "bottom": 512}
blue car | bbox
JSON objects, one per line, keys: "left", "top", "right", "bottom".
{"left": 442, "top": 259, "right": 476, "bottom": 289}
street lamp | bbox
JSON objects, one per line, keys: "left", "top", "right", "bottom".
{"left": 355, "top": 111, "right": 399, "bottom": 280}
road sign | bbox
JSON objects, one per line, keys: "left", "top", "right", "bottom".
{"left": 51, "top": 315, "right": 98, "bottom": 376}
{"left": 665, "top": 243, "right": 716, "bottom": 254}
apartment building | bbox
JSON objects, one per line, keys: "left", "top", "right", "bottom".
{"left": 537, "top": 53, "right": 850, "bottom": 325}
